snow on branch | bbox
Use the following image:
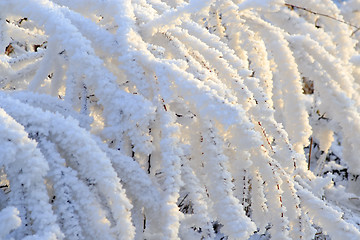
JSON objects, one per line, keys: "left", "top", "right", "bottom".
{"left": 1, "top": 0, "right": 360, "bottom": 239}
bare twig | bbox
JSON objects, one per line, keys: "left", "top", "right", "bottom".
{"left": 308, "top": 137, "right": 313, "bottom": 170}
{"left": 285, "top": 3, "right": 360, "bottom": 36}
{"left": 257, "top": 121, "right": 274, "bottom": 152}
{"left": 178, "top": 193, "right": 188, "bottom": 207}
{"left": 147, "top": 154, "right": 151, "bottom": 174}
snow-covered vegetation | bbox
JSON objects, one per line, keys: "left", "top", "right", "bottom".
{"left": 1, "top": 0, "right": 360, "bottom": 239}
